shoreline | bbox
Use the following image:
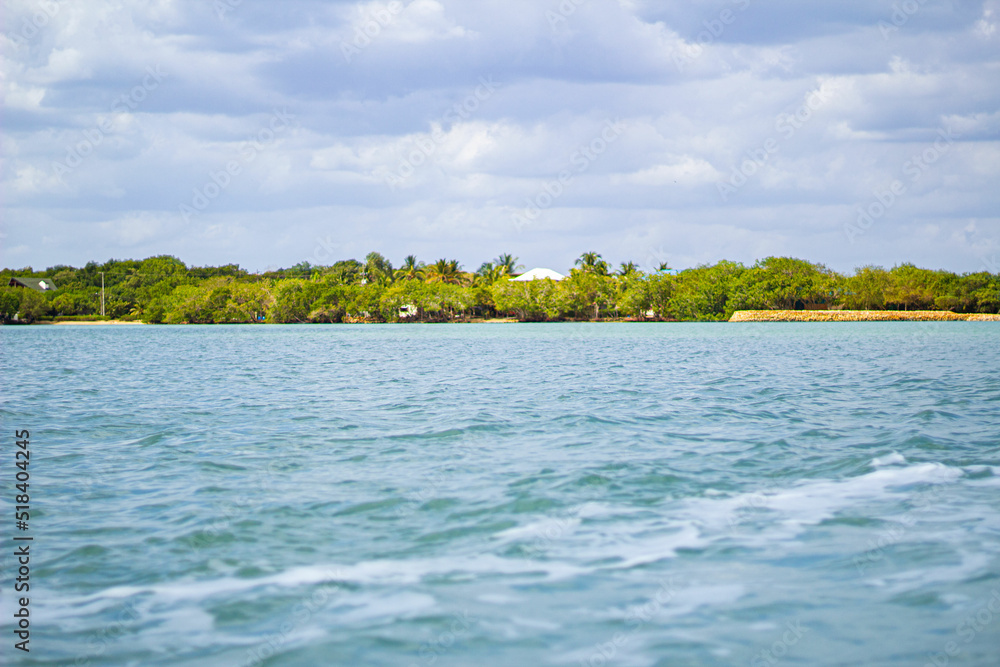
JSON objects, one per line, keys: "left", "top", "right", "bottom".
{"left": 45, "top": 320, "right": 147, "bottom": 326}
{"left": 730, "top": 310, "right": 1000, "bottom": 322}
{"left": 7, "top": 313, "right": 999, "bottom": 325}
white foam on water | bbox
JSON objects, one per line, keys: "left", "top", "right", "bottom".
{"left": 664, "top": 583, "right": 746, "bottom": 618}
{"left": 866, "top": 552, "right": 992, "bottom": 596}
{"left": 689, "top": 462, "right": 963, "bottom": 540}
{"left": 498, "top": 463, "right": 968, "bottom": 573}
{"left": 335, "top": 591, "right": 437, "bottom": 624}
{"left": 748, "top": 621, "right": 779, "bottom": 631}
{"left": 965, "top": 466, "right": 1000, "bottom": 485}
{"left": 56, "top": 554, "right": 588, "bottom": 613}
{"left": 477, "top": 593, "right": 522, "bottom": 604}
{"left": 556, "top": 463, "right": 968, "bottom": 570}
{"left": 613, "top": 523, "right": 706, "bottom": 569}
{"left": 561, "top": 583, "right": 745, "bottom": 667}
{"left": 494, "top": 516, "right": 581, "bottom": 542}
{"left": 872, "top": 452, "right": 907, "bottom": 467}
{"left": 509, "top": 615, "right": 562, "bottom": 631}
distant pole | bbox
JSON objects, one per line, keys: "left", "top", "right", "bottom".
{"left": 101, "top": 272, "right": 105, "bottom": 317}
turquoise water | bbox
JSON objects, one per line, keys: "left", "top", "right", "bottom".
{"left": 1, "top": 323, "right": 999, "bottom": 666}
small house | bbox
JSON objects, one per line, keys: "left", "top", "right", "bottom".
{"left": 8, "top": 277, "right": 57, "bottom": 292}
{"left": 511, "top": 268, "right": 566, "bottom": 282}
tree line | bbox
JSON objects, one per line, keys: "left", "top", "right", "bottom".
{"left": 1, "top": 253, "right": 998, "bottom": 324}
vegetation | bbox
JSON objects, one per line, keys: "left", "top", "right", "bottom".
{"left": 1, "top": 254, "right": 998, "bottom": 324}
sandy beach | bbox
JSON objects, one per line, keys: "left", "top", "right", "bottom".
{"left": 47, "top": 320, "right": 147, "bottom": 326}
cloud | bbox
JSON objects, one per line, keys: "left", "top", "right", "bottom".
{"left": 0, "top": 0, "right": 998, "bottom": 273}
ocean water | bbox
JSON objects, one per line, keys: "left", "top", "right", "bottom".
{"left": 1, "top": 323, "right": 999, "bottom": 666}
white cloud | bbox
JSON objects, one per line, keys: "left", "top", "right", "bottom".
{"left": 1, "top": 81, "right": 46, "bottom": 110}
{"left": 617, "top": 157, "right": 720, "bottom": 187}
{"left": 1, "top": 0, "right": 998, "bottom": 273}
{"left": 98, "top": 212, "right": 167, "bottom": 246}
{"left": 975, "top": 2, "right": 998, "bottom": 38}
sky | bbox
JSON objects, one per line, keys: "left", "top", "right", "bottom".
{"left": 2, "top": 0, "right": 999, "bottom": 275}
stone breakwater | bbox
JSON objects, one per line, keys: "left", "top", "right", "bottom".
{"left": 730, "top": 311, "right": 1000, "bottom": 322}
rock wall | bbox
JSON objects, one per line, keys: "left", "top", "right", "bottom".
{"left": 729, "top": 310, "right": 1000, "bottom": 322}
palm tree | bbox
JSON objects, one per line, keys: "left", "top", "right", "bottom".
{"left": 363, "top": 252, "right": 394, "bottom": 286}
{"left": 656, "top": 261, "right": 672, "bottom": 273}
{"left": 575, "top": 252, "right": 609, "bottom": 275}
{"left": 618, "top": 261, "right": 640, "bottom": 278}
{"left": 394, "top": 255, "right": 424, "bottom": 281}
{"left": 475, "top": 262, "right": 505, "bottom": 286}
{"left": 425, "top": 259, "right": 463, "bottom": 284}
{"left": 494, "top": 253, "right": 523, "bottom": 277}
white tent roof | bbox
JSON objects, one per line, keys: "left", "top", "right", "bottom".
{"left": 511, "top": 268, "right": 566, "bottom": 282}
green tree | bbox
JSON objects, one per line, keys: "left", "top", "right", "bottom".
{"left": 619, "top": 274, "right": 674, "bottom": 319}
{"left": 269, "top": 280, "right": 319, "bottom": 323}
{"left": 494, "top": 253, "right": 523, "bottom": 276}
{"left": 474, "top": 262, "right": 506, "bottom": 286}
{"left": 394, "top": 255, "right": 424, "bottom": 281}
{"left": 842, "top": 266, "right": 890, "bottom": 310}
{"left": 363, "top": 252, "right": 394, "bottom": 286}
{"left": 14, "top": 289, "right": 51, "bottom": 322}
{"left": 734, "top": 257, "right": 835, "bottom": 310}
{"left": 574, "top": 252, "right": 609, "bottom": 276}
{"left": 0, "top": 288, "right": 20, "bottom": 321}
{"left": 380, "top": 280, "right": 426, "bottom": 321}
{"left": 425, "top": 259, "right": 464, "bottom": 285}
{"left": 960, "top": 272, "right": 1000, "bottom": 313}
{"left": 617, "top": 261, "right": 641, "bottom": 278}
{"left": 323, "top": 259, "right": 364, "bottom": 285}
{"left": 885, "top": 264, "right": 936, "bottom": 311}
{"left": 343, "top": 283, "right": 386, "bottom": 319}
{"left": 51, "top": 291, "right": 97, "bottom": 316}
{"left": 218, "top": 282, "right": 273, "bottom": 322}
{"left": 562, "top": 269, "right": 615, "bottom": 319}
{"left": 491, "top": 278, "right": 565, "bottom": 321}
{"left": 667, "top": 261, "right": 746, "bottom": 320}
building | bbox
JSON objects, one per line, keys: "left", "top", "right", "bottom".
{"left": 8, "top": 277, "right": 57, "bottom": 292}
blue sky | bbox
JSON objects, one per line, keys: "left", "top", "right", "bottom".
{"left": 2, "top": 0, "right": 998, "bottom": 274}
